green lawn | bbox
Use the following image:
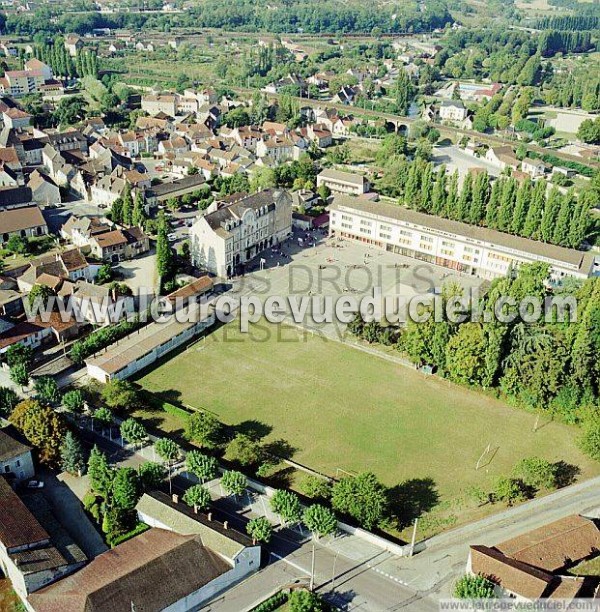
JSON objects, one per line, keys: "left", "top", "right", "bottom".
{"left": 135, "top": 322, "right": 598, "bottom": 505}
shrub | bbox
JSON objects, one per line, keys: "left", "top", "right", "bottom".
{"left": 453, "top": 574, "right": 496, "bottom": 599}
{"left": 300, "top": 475, "right": 332, "bottom": 500}
{"left": 512, "top": 457, "right": 558, "bottom": 490}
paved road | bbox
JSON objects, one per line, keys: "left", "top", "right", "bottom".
{"left": 377, "top": 474, "right": 600, "bottom": 599}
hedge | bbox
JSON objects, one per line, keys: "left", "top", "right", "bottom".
{"left": 109, "top": 522, "right": 150, "bottom": 547}
{"left": 251, "top": 591, "right": 288, "bottom": 612}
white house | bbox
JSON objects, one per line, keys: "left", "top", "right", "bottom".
{"left": 0, "top": 428, "right": 34, "bottom": 483}
{"left": 439, "top": 100, "right": 468, "bottom": 122}
{"left": 521, "top": 157, "right": 546, "bottom": 178}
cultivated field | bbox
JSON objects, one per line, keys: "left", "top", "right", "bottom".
{"left": 136, "top": 322, "right": 598, "bottom": 504}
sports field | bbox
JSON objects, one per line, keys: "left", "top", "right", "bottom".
{"left": 135, "top": 322, "right": 598, "bottom": 503}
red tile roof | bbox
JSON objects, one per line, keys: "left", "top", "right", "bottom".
{"left": 0, "top": 477, "right": 49, "bottom": 550}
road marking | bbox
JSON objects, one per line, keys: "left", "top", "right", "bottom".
{"left": 269, "top": 552, "right": 309, "bottom": 575}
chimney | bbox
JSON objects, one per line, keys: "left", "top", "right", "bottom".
{"left": 207, "top": 512, "right": 212, "bottom": 521}
{"left": 223, "top": 521, "right": 228, "bottom": 530}
{"left": 172, "top": 494, "right": 178, "bottom": 504}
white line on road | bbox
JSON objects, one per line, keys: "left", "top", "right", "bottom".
{"left": 269, "top": 552, "right": 310, "bottom": 576}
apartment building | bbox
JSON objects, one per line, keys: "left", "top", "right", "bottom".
{"left": 329, "top": 195, "right": 596, "bottom": 281}
{"left": 190, "top": 189, "right": 292, "bottom": 277}
{"left": 317, "top": 168, "right": 370, "bottom": 196}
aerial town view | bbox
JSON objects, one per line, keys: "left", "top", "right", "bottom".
{"left": 1, "top": 0, "right": 600, "bottom": 610}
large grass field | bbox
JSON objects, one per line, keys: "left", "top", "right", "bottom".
{"left": 135, "top": 322, "right": 598, "bottom": 508}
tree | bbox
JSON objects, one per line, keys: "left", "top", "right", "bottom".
{"left": 331, "top": 472, "right": 388, "bottom": 530}
{"left": 492, "top": 476, "right": 526, "bottom": 506}
{"left": 270, "top": 490, "right": 302, "bottom": 526}
{"left": 246, "top": 516, "right": 273, "bottom": 544}
{"left": 132, "top": 191, "right": 147, "bottom": 227}
{"left": 317, "top": 184, "right": 331, "bottom": 203}
{"left": 445, "top": 323, "right": 487, "bottom": 386}
{"left": 138, "top": 461, "right": 166, "bottom": 490}
{"left": 10, "top": 400, "right": 66, "bottom": 465}
{"left": 577, "top": 117, "right": 600, "bottom": 144}
{"left": 156, "top": 211, "right": 175, "bottom": 291}
{"left": 10, "top": 363, "right": 29, "bottom": 390}
{"left": 6, "top": 344, "right": 33, "bottom": 370}
{"left": 393, "top": 67, "right": 412, "bottom": 115}
{"left": 62, "top": 389, "right": 85, "bottom": 413}
{"left": 221, "top": 470, "right": 247, "bottom": 497}
{"left": 120, "top": 418, "right": 147, "bottom": 447}
{"left": 5, "top": 234, "right": 29, "bottom": 255}
{"left": 512, "top": 457, "right": 557, "bottom": 490}
{"left": 185, "top": 411, "right": 221, "bottom": 448}
{"left": 522, "top": 180, "right": 546, "bottom": 239}
{"left": 225, "top": 433, "right": 263, "bottom": 467}
{"left": 288, "top": 590, "right": 325, "bottom": 612}
{"left": 55, "top": 95, "right": 86, "bottom": 126}
{"left": 0, "top": 387, "right": 19, "bottom": 417}
{"left": 303, "top": 504, "right": 337, "bottom": 540}
{"left": 511, "top": 179, "right": 532, "bottom": 234}
{"left": 121, "top": 183, "right": 133, "bottom": 226}
{"left": 454, "top": 574, "right": 496, "bottom": 599}
{"left": 300, "top": 476, "right": 331, "bottom": 501}
{"left": 112, "top": 467, "right": 141, "bottom": 510}
{"left": 578, "top": 418, "right": 600, "bottom": 461}
{"left": 186, "top": 450, "right": 219, "bottom": 483}
{"left": 155, "top": 438, "right": 180, "bottom": 464}
{"left": 60, "top": 431, "right": 86, "bottom": 475}
{"left": 182, "top": 484, "right": 211, "bottom": 512}
{"left": 34, "top": 376, "right": 61, "bottom": 405}
{"left": 93, "top": 406, "right": 113, "bottom": 426}
{"left": 553, "top": 190, "right": 575, "bottom": 246}
{"left": 250, "top": 166, "right": 276, "bottom": 193}
{"left": 101, "top": 379, "right": 138, "bottom": 412}
{"left": 28, "top": 283, "right": 54, "bottom": 309}
{"left": 88, "top": 445, "right": 114, "bottom": 498}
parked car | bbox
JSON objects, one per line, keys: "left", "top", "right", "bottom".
{"left": 167, "top": 233, "right": 178, "bottom": 242}
{"left": 27, "top": 480, "right": 44, "bottom": 489}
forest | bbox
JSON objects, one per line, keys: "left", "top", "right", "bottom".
{"left": 0, "top": 0, "right": 452, "bottom": 36}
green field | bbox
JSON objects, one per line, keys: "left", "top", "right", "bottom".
{"left": 136, "top": 322, "right": 598, "bottom": 507}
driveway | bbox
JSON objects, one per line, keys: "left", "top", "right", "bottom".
{"left": 43, "top": 470, "right": 108, "bottom": 559}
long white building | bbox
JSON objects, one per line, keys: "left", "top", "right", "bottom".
{"left": 190, "top": 189, "right": 292, "bottom": 278}
{"left": 329, "top": 196, "right": 596, "bottom": 281}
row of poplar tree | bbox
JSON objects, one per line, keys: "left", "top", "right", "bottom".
{"left": 400, "top": 159, "right": 593, "bottom": 249}
{"left": 32, "top": 38, "right": 98, "bottom": 79}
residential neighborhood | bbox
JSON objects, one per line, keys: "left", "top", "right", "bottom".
{"left": 0, "top": 0, "right": 599, "bottom": 610}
